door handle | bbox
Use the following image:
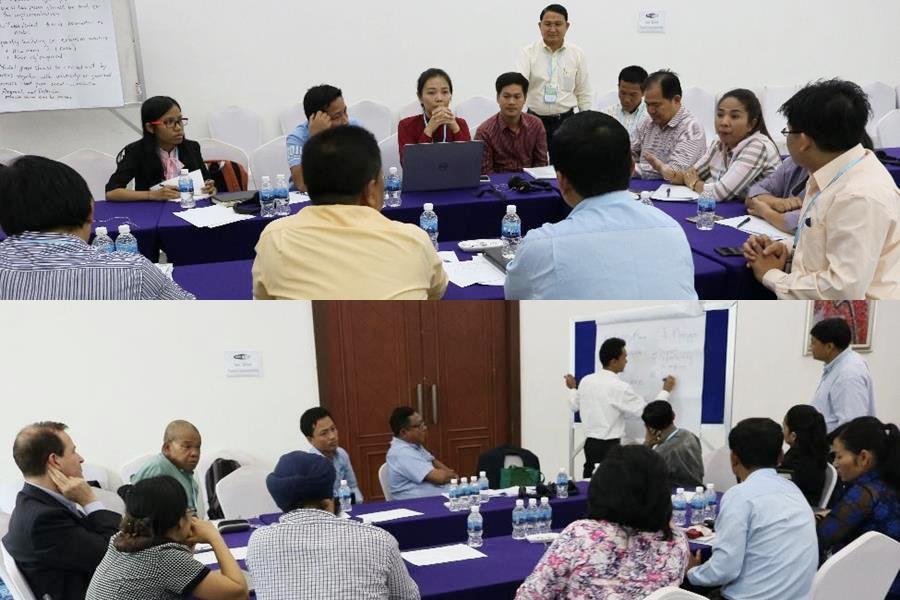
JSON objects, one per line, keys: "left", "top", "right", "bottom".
{"left": 416, "top": 383, "right": 423, "bottom": 416}
{"left": 431, "top": 384, "right": 438, "bottom": 425}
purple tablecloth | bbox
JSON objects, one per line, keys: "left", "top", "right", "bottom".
{"left": 92, "top": 201, "right": 166, "bottom": 262}
{"left": 885, "top": 147, "right": 900, "bottom": 186}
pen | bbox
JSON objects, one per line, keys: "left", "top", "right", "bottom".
{"left": 736, "top": 217, "right": 751, "bottom": 229}
{"left": 666, "top": 188, "right": 671, "bottom": 198}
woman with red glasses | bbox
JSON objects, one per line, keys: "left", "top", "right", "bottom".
{"left": 105, "top": 96, "right": 215, "bottom": 201}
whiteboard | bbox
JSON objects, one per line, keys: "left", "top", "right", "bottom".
{"left": 0, "top": 0, "right": 144, "bottom": 113}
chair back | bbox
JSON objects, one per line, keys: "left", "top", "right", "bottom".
{"left": 455, "top": 96, "right": 497, "bottom": 132}
{"left": 379, "top": 133, "right": 402, "bottom": 178}
{"left": 593, "top": 89, "right": 619, "bottom": 111}
{"left": 702, "top": 446, "right": 737, "bottom": 493}
{"left": 215, "top": 466, "right": 279, "bottom": 519}
{"left": 762, "top": 84, "right": 800, "bottom": 152}
{"left": 208, "top": 105, "right": 264, "bottom": 156}
{"left": 249, "top": 136, "right": 290, "bottom": 190}
{"left": 810, "top": 531, "right": 900, "bottom": 600}
{"left": 0, "top": 148, "right": 24, "bottom": 165}
{"left": 119, "top": 453, "right": 155, "bottom": 485}
{"left": 818, "top": 463, "right": 838, "bottom": 509}
{"left": 876, "top": 109, "right": 900, "bottom": 148}
{"left": 1, "top": 542, "right": 38, "bottom": 600}
{"left": 350, "top": 100, "right": 393, "bottom": 142}
{"left": 643, "top": 587, "right": 708, "bottom": 599}
{"left": 378, "top": 463, "right": 393, "bottom": 501}
{"left": 863, "top": 81, "right": 897, "bottom": 145}
{"left": 58, "top": 148, "right": 116, "bottom": 202}
{"left": 681, "top": 87, "right": 717, "bottom": 144}
{"left": 279, "top": 104, "right": 305, "bottom": 137}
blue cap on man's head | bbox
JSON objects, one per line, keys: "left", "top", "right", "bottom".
{"left": 266, "top": 451, "right": 336, "bottom": 512}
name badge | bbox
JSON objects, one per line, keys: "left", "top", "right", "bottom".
{"left": 543, "top": 83, "right": 558, "bottom": 104}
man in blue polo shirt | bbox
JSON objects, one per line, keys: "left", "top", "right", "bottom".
{"left": 504, "top": 111, "right": 697, "bottom": 300}
{"left": 300, "top": 407, "right": 363, "bottom": 503}
{"left": 286, "top": 84, "right": 361, "bottom": 191}
{"left": 385, "top": 407, "right": 457, "bottom": 500}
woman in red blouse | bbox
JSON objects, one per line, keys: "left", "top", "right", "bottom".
{"left": 397, "top": 68, "right": 471, "bottom": 164}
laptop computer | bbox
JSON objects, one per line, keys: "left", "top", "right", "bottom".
{"left": 401, "top": 140, "right": 484, "bottom": 192}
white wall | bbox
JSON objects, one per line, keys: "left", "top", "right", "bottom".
{"left": 520, "top": 301, "right": 900, "bottom": 479}
{"left": 0, "top": 301, "right": 319, "bottom": 484}
{"left": 1, "top": 0, "right": 898, "bottom": 158}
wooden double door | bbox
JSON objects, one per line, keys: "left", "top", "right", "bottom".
{"left": 313, "top": 301, "right": 520, "bottom": 501}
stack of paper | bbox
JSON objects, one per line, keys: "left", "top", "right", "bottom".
{"left": 717, "top": 215, "right": 789, "bottom": 241}
{"left": 401, "top": 544, "right": 487, "bottom": 566}
{"left": 651, "top": 185, "right": 699, "bottom": 202}
{"left": 442, "top": 256, "right": 506, "bottom": 288}
{"left": 153, "top": 170, "right": 210, "bottom": 201}
{"left": 173, "top": 205, "right": 256, "bottom": 228}
{"left": 523, "top": 166, "right": 557, "bottom": 180}
{"left": 356, "top": 508, "right": 423, "bottom": 524}
{"left": 437, "top": 251, "right": 459, "bottom": 263}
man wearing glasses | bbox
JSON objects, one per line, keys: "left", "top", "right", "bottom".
{"left": 385, "top": 407, "right": 458, "bottom": 500}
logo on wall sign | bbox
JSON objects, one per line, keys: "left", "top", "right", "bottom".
{"left": 232, "top": 353, "right": 251, "bottom": 360}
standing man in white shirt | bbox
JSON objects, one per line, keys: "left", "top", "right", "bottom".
{"left": 602, "top": 66, "right": 649, "bottom": 140}
{"left": 563, "top": 337, "right": 676, "bottom": 478}
{"left": 517, "top": 4, "right": 592, "bottom": 147}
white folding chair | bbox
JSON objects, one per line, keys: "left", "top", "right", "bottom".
{"left": 593, "top": 89, "right": 619, "bottom": 112}
{"left": 396, "top": 100, "right": 423, "bottom": 124}
{"left": 0, "top": 148, "right": 23, "bottom": 166}
{"left": 215, "top": 466, "right": 279, "bottom": 519}
{"left": 762, "top": 85, "right": 800, "bottom": 152}
{"left": 643, "top": 587, "right": 707, "bottom": 599}
{"left": 197, "top": 138, "right": 250, "bottom": 171}
{"left": 455, "top": 96, "right": 497, "bottom": 132}
{"left": 863, "top": 81, "right": 896, "bottom": 146}
{"left": 818, "top": 463, "right": 838, "bottom": 509}
{"left": 249, "top": 136, "right": 290, "bottom": 190}
{"left": 197, "top": 449, "right": 260, "bottom": 497}
{"left": 208, "top": 105, "right": 264, "bottom": 156}
{"left": 1, "top": 542, "right": 37, "bottom": 600}
{"left": 378, "top": 463, "right": 393, "bottom": 501}
{"left": 876, "top": 109, "right": 900, "bottom": 148}
{"left": 681, "top": 87, "right": 717, "bottom": 143}
{"left": 58, "top": 148, "right": 116, "bottom": 202}
{"left": 810, "top": 532, "right": 900, "bottom": 600}
{"left": 119, "top": 453, "right": 156, "bottom": 485}
{"left": 0, "top": 481, "right": 22, "bottom": 515}
{"left": 93, "top": 488, "right": 126, "bottom": 515}
{"left": 702, "top": 446, "right": 737, "bottom": 493}
{"left": 81, "top": 463, "right": 121, "bottom": 491}
{"left": 279, "top": 103, "right": 305, "bottom": 137}
{"left": 350, "top": 100, "right": 393, "bottom": 143}
{"left": 379, "top": 133, "right": 402, "bottom": 178}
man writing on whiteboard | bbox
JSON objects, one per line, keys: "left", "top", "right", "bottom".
{"left": 564, "top": 337, "right": 676, "bottom": 478}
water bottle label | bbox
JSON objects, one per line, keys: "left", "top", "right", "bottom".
{"left": 502, "top": 223, "right": 522, "bottom": 238}
{"left": 698, "top": 198, "right": 716, "bottom": 211}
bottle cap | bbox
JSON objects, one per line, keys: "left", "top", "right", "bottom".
{"left": 676, "top": 487, "right": 685, "bottom": 494}
{"left": 180, "top": 168, "right": 189, "bottom": 175}
{"left": 95, "top": 226, "right": 107, "bottom": 236}
{"left": 389, "top": 167, "right": 398, "bottom": 174}
{"left": 451, "top": 478, "right": 458, "bottom": 485}
{"left": 506, "top": 204, "right": 517, "bottom": 214}
{"left": 261, "top": 175, "right": 270, "bottom": 182}
{"left": 460, "top": 477, "right": 468, "bottom": 483}
{"left": 695, "top": 486, "right": 705, "bottom": 493}
{"left": 559, "top": 468, "right": 566, "bottom": 473}
{"left": 479, "top": 471, "right": 486, "bottom": 477}
{"left": 340, "top": 480, "right": 347, "bottom": 486}
{"left": 470, "top": 505, "right": 480, "bottom": 512}
{"left": 516, "top": 499, "right": 524, "bottom": 507}
{"left": 528, "top": 498, "right": 537, "bottom": 506}
{"left": 423, "top": 203, "right": 434, "bottom": 212}
{"left": 540, "top": 497, "right": 549, "bottom": 504}
{"left": 706, "top": 483, "right": 715, "bottom": 490}
{"left": 117, "top": 224, "right": 130, "bottom": 234}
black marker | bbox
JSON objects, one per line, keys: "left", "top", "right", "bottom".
{"left": 736, "top": 217, "right": 751, "bottom": 230}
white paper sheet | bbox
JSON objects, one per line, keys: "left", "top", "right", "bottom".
{"left": 438, "top": 251, "right": 459, "bottom": 263}
{"left": 194, "top": 546, "right": 247, "bottom": 566}
{"left": 173, "top": 205, "right": 256, "bottom": 229}
{"left": 523, "top": 166, "right": 557, "bottom": 180}
{"left": 401, "top": 543, "right": 487, "bottom": 566}
{"left": 651, "top": 184, "right": 699, "bottom": 202}
{"left": 152, "top": 170, "right": 210, "bottom": 201}
{"left": 717, "top": 215, "right": 789, "bottom": 241}
{"left": 356, "top": 508, "right": 423, "bottom": 524}
{"left": 289, "top": 191, "right": 310, "bottom": 205}
{"left": 442, "top": 256, "right": 506, "bottom": 288}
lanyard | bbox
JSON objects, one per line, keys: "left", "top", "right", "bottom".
{"left": 422, "top": 112, "right": 447, "bottom": 143}
{"left": 792, "top": 155, "right": 865, "bottom": 249}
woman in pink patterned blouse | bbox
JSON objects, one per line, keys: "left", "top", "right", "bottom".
{"left": 516, "top": 445, "right": 689, "bottom": 599}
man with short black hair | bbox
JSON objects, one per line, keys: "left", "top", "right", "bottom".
{"left": 247, "top": 451, "right": 420, "bottom": 599}
{"left": 630, "top": 70, "right": 707, "bottom": 179}
{"left": 517, "top": 4, "right": 592, "bottom": 145}
{"left": 504, "top": 111, "right": 696, "bottom": 299}
{"left": 686, "top": 418, "right": 818, "bottom": 599}
{"left": 641, "top": 400, "right": 703, "bottom": 488}
{"left": 131, "top": 420, "right": 203, "bottom": 512}
{"left": 253, "top": 126, "right": 448, "bottom": 299}
{"left": 386, "top": 407, "right": 457, "bottom": 500}
{"left": 300, "top": 407, "right": 363, "bottom": 503}
{"left": 3, "top": 422, "right": 121, "bottom": 600}
{"left": 286, "top": 84, "right": 361, "bottom": 191}
{"left": 0, "top": 156, "right": 194, "bottom": 300}
{"left": 743, "top": 79, "right": 900, "bottom": 299}
{"left": 809, "top": 317, "right": 876, "bottom": 432}
{"left": 475, "top": 72, "right": 548, "bottom": 174}
{"left": 602, "top": 65, "right": 649, "bottom": 139}
{"left": 563, "top": 338, "right": 676, "bottom": 478}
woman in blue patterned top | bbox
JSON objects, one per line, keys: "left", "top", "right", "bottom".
{"left": 818, "top": 417, "right": 900, "bottom": 598}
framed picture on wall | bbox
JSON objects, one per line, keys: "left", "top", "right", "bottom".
{"left": 804, "top": 300, "right": 875, "bottom": 354}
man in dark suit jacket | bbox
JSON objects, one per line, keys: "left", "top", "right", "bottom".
{"left": 2, "top": 422, "right": 120, "bottom": 600}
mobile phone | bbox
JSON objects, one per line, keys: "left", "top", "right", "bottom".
{"left": 714, "top": 246, "right": 744, "bottom": 257}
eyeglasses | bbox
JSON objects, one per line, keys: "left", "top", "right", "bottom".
{"left": 150, "top": 117, "right": 189, "bottom": 129}
{"left": 408, "top": 422, "right": 427, "bottom": 430}
{"left": 781, "top": 128, "right": 801, "bottom": 136}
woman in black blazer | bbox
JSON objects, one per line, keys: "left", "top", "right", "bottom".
{"left": 781, "top": 404, "right": 830, "bottom": 505}
{"left": 105, "top": 96, "right": 216, "bottom": 201}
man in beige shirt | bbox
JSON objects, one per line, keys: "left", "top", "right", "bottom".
{"left": 743, "top": 79, "right": 900, "bottom": 299}
{"left": 252, "top": 126, "right": 448, "bottom": 300}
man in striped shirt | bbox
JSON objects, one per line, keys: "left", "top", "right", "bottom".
{"left": 0, "top": 156, "right": 194, "bottom": 300}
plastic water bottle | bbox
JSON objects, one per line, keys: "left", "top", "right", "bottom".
{"left": 178, "top": 168, "right": 195, "bottom": 209}
{"left": 672, "top": 487, "right": 688, "bottom": 528}
{"left": 467, "top": 505, "right": 483, "bottom": 548}
{"left": 469, "top": 475, "right": 479, "bottom": 506}
{"left": 274, "top": 174, "right": 290, "bottom": 216}
{"left": 525, "top": 498, "right": 539, "bottom": 536}
{"left": 477, "top": 471, "right": 490, "bottom": 504}
{"left": 338, "top": 479, "right": 352, "bottom": 514}
{"left": 696, "top": 187, "right": 716, "bottom": 231}
{"left": 704, "top": 483, "right": 718, "bottom": 521}
{"left": 448, "top": 478, "right": 459, "bottom": 512}
{"left": 115, "top": 225, "right": 139, "bottom": 254}
{"left": 91, "top": 226, "right": 114, "bottom": 253}
{"left": 419, "top": 203, "right": 439, "bottom": 250}
{"left": 540, "top": 497, "right": 552, "bottom": 534}
{"left": 690, "top": 486, "right": 706, "bottom": 525}
{"left": 640, "top": 191, "right": 653, "bottom": 206}
{"left": 556, "top": 468, "right": 568, "bottom": 499}
{"left": 512, "top": 499, "right": 526, "bottom": 540}
{"left": 500, "top": 205, "right": 522, "bottom": 260}
{"left": 260, "top": 176, "right": 276, "bottom": 218}
{"left": 384, "top": 167, "right": 402, "bottom": 208}
{"left": 458, "top": 477, "right": 470, "bottom": 510}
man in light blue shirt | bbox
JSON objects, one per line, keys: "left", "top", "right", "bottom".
{"left": 809, "top": 317, "right": 876, "bottom": 432}
{"left": 686, "top": 418, "right": 818, "bottom": 600}
{"left": 286, "top": 84, "right": 361, "bottom": 191}
{"left": 504, "top": 111, "right": 696, "bottom": 300}
{"left": 385, "top": 407, "right": 458, "bottom": 500}
{"left": 300, "top": 406, "right": 363, "bottom": 503}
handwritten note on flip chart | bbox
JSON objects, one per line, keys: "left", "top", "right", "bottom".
{"left": 0, "top": 0, "right": 124, "bottom": 112}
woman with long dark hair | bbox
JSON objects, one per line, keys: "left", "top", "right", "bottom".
{"left": 397, "top": 68, "right": 471, "bottom": 165}
{"left": 780, "top": 404, "right": 830, "bottom": 505}
{"left": 105, "top": 96, "right": 215, "bottom": 201}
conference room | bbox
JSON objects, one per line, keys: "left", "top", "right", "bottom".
{"left": 1, "top": 300, "right": 898, "bottom": 599}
